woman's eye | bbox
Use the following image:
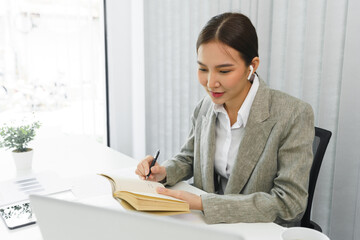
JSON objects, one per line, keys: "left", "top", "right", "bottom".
{"left": 220, "top": 70, "right": 231, "bottom": 74}
{"left": 198, "top": 68, "right": 207, "bottom": 72}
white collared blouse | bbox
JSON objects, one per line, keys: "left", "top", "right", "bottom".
{"left": 213, "top": 75, "right": 259, "bottom": 193}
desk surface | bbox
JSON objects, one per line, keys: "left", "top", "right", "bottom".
{"left": 0, "top": 134, "right": 285, "bottom": 240}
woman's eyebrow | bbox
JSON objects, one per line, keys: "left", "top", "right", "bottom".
{"left": 197, "top": 61, "right": 206, "bottom": 66}
{"left": 197, "top": 61, "right": 234, "bottom": 68}
{"left": 215, "top": 64, "right": 234, "bottom": 68}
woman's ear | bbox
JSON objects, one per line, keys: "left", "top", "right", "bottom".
{"left": 251, "top": 57, "right": 260, "bottom": 72}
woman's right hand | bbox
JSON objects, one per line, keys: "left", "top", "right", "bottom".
{"left": 135, "top": 155, "right": 167, "bottom": 182}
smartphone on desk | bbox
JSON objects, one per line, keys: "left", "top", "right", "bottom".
{"left": 0, "top": 201, "right": 36, "bottom": 229}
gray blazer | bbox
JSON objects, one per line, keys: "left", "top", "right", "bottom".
{"left": 162, "top": 78, "right": 314, "bottom": 226}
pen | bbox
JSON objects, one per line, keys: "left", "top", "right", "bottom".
{"left": 146, "top": 149, "right": 160, "bottom": 179}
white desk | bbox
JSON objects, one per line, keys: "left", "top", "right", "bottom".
{"left": 0, "top": 134, "right": 285, "bottom": 240}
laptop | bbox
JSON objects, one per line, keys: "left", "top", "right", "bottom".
{"left": 30, "top": 195, "right": 243, "bottom": 240}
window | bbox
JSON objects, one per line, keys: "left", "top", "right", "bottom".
{"left": 0, "top": 0, "right": 107, "bottom": 143}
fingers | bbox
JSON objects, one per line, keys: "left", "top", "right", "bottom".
{"left": 156, "top": 187, "right": 182, "bottom": 199}
{"left": 156, "top": 188, "right": 203, "bottom": 210}
{"left": 135, "top": 168, "right": 146, "bottom": 180}
{"left": 135, "top": 156, "right": 166, "bottom": 182}
{"left": 135, "top": 155, "right": 154, "bottom": 179}
{"left": 149, "top": 165, "right": 161, "bottom": 174}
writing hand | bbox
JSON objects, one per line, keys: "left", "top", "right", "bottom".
{"left": 135, "top": 155, "right": 166, "bottom": 182}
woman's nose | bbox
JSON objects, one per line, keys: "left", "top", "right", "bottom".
{"left": 207, "top": 73, "right": 218, "bottom": 88}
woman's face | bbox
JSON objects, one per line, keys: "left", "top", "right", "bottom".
{"left": 197, "top": 41, "right": 252, "bottom": 109}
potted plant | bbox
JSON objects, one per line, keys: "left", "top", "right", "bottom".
{"left": 0, "top": 121, "right": 41, "bottom": 171}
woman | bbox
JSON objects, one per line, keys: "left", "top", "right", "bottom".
{"left": 135, "top": 12, "right": 314, "bottom": 227}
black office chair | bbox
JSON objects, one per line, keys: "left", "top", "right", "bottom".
{"left": 301, "top": 127, "right": 332, "bottom": 232}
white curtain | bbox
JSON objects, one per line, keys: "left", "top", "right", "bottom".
{"left": 142, "top": 0, "right": 360, "bottom": 238}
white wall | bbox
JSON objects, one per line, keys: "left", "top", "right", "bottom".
{"left": 105, "top": 0, "right": 145, "bottom": 158}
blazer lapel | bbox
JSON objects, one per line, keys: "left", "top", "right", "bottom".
{"left": 224, "top": 79, "right": 276, "bottom": 194}
{"left": 200, "top": 109, "right": 217, "bottom": 193}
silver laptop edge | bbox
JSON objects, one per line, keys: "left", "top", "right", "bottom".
{"left": 30, "top": 195, "right": 243, "bottom": 240}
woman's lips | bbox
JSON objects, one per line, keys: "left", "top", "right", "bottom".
{"left": 211, "top": 92, "right": 224, "bottom": 98}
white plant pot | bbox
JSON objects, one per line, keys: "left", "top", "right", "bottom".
{"left": 12, "top": 148, "right": 34, "bottom": 171}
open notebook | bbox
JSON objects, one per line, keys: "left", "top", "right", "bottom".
{"left": 99, "top": 174, "right": 189, "bottom": 215}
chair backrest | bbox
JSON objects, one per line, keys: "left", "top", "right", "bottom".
{"left": 301, "top": 127, "right": 332, "bottom": 229}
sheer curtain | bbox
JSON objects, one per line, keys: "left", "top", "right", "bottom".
{"left": 142, "top": 0, "right": 359, "bottom": 238}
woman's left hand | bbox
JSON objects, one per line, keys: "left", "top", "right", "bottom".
{"left": 156, "top": 187, "right": 203, "bottom": 210}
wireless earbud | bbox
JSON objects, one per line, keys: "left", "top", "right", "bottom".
{"left": 247, "top": 65, "right": 254, "bottom": 80}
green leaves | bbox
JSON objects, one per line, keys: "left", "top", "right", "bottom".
{"left": 0, "top": 202, "right": 33, "bottom": 220}
{"left": 0, "top": 121, "right": 41, "bottom": 152}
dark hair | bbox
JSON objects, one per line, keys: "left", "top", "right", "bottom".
{"left": 196, "top": 12, "right": 258, "bottom": 66}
